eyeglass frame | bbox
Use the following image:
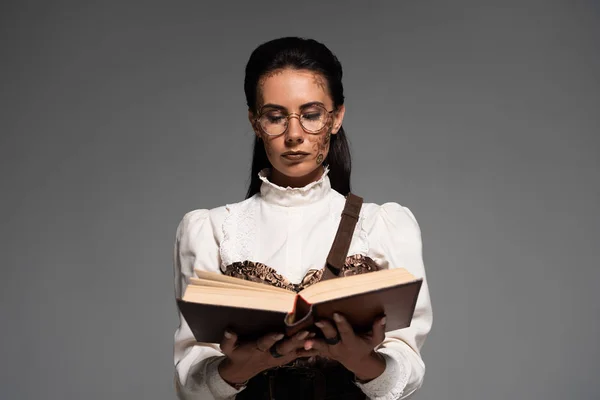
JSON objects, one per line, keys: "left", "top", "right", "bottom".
{"left": 253, "top": 104, "right": 336, "bottom": 137}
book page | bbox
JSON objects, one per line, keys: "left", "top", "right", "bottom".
{"left": 299, "top": 268, "right": 417, "bottom": 304}
{"left": 189, "top": 277, "right": 281, "bottom": 293}
{"left": 192, "top": 269, "right": 293, "bottom": 294}
{"left": 183, "top": 285, "right": 296, "bottom": 312}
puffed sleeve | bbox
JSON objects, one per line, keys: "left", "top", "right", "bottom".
{"left": 354, "top": 203, "right": 433, "bottom": 400}
{"left": 173, "top": 208, "right": 247, "bottom": 400}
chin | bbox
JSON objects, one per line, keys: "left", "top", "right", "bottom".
{"left": 272, "top": 162, "right": 322, "bottom": 178}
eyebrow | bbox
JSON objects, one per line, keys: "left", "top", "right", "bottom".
{"left": 260, "top": 101, "right": 326, "bottom": 112}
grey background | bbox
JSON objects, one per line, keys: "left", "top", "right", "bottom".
{"left": 1, "top": 1, "right": 599, "bottom": 399}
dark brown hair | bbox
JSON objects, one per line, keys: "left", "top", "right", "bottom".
{"left": 244, "top": 37, "right": 352, "bottom": 198}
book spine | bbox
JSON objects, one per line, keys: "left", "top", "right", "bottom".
{"left": 284, "top": 295, "right": 314, "bottom": 337}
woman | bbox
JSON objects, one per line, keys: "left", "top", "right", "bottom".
{"left": 173, "top": 37, "right": 432, "bottom": 400}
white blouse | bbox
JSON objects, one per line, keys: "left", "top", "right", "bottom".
{"left": 172, "top": 167, "right": 433, "bottom": 400}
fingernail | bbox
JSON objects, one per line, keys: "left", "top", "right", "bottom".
{"left": 304, "top": 341, "right": 313, "bottom": 350}
{"left": 315, "top": 321, "right": 325, "bottom": 328}
{"left": 308, "top": 332, "right": 316, "bottom": 338}
{"left": 380, "top": 317, "right": 387, "bottom": 326}
{"left": 224, "top": 331, "right": 233, "bottom": 339}
{"left": 297, "top": 331, "right": 309, "bottom": 340}
{"left": 273, "top": 333, "right": 284, "bottom": 341}
{"left": 333, "top": 313, "right": 342, "bottom": 322}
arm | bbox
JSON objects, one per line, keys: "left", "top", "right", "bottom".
{"left": 354, "top": 203, "right": 433, "bottom": 400}
{"left": 173, "top": 209, "right": 246, "bottom": 400}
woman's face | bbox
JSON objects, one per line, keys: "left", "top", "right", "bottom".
{"left": 249, "top": 68, "right": 345, "bottom": 185}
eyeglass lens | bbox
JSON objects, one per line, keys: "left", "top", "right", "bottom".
{"left": 259, "top": 106, "right": 328, "bottom": 135}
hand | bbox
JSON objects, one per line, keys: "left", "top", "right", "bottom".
{"left": 304, "top": 313, "right": 387, "bottom": 382}
{"left": 218, "top": 329, "right": 318, "bottom": 386}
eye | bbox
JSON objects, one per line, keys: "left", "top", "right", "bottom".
{"left": 303, "top": 109, "right": 325, "bottom": 121}
{"left": 267, "top": 115, "right": 285, "bottom": 123}
{"left": 263, "top": 112, "right": 286, "bottom": 124}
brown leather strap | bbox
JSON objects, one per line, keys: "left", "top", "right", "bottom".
{"left": 323, "top": 193, "right": 363, "bottom": 279}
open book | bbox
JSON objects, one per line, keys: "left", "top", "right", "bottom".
{"left": 177, "top": 268, "right": 422, "bottom": 344}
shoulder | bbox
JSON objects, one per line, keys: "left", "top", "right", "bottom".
{"left": 176, "top": 207, "right": 224, "bottom": 232}
{"left": 175, "top": 196, "right": 257, "bottom": 240}
{"left": 361, "top": 201, "right": 422, "bottom": 238}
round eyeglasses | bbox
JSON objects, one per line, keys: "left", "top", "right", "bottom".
{"left": 255, "top": 104, "right": 334, "bottom": 136}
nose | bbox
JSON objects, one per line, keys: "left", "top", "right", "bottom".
{"left": 285, "top": 114, "right": 305, "bottom": 143}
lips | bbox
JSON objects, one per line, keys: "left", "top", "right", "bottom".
{"left": 281, "top": 152, "right": 310, "bottom": 161}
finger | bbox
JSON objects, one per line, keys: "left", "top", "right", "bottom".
{"left": 277, "top": 330, "right": 310, "bottom": 355}
{"left": 371, "top": 316, "right": 386, "bottom": 346}
{"left": 294, "top": 348, "right": 320, "bottom": 358}
{"left": 220, "top": 330, "right": 238, "bottom": 356}
{"left": 315, "top": 319, "right": 339, "bottom": 342}
{"left": 333, "top": 313, "right": 355, "bottom": 343}
{"left": 303, "top": 338, "right": 330, "bottom": 354}
{"left": 256, "top": 332, "right": 285, "bottom": 353}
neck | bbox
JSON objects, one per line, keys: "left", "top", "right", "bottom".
{"left": 269, "top": 166, "right": 325, "bottom": 188}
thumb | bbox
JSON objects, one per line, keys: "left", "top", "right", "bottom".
{"left": 371, "top": 316, "right": 386, "bottom": 346}
{"left": 220, "top": 329, "right": 238, "bottom": 356}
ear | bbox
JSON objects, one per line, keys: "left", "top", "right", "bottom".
{"left": 248, "top": 109, "right": 260, "bottom": 138}
{"left": 331, "top": 104, "right": 346, "bottom": 135}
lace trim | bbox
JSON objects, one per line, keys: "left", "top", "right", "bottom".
{"left": 355, "top": 207, "right": 370, "bottom": 256}
{"left": 258, "top": 165, "right": 330, "bottom": 193}
{"left": 354, "top": 349, "right": 411, "bottom": 400}
{"left": 221, "top": 260, "right": 310, "bottom": 292}
{"left": 222, "top": 254, "right": 380, "bottom": 293}
{"left": 219, "top": 200, "right": 255, "bottom": 269}
{"left": 343, "top": 254, "right": 380, "bottom": 275}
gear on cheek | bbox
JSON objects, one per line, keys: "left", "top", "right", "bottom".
{"left": 315, "top": 127, "right": 333, "bottom": 165}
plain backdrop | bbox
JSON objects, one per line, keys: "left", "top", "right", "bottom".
{"left": 1, "top": 1, "right": 599, "bottom": 399}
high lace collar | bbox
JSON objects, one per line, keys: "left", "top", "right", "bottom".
{"left": 258, "top": 166, "right": 331, "bottom": 207}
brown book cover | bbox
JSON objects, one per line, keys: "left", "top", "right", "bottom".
{"left": 177, "top": 268, "right": 422, "bottom": 344}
